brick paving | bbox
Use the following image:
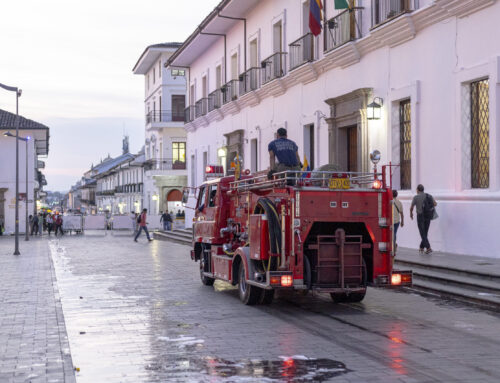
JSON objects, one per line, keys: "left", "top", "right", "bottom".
{"left": 46, "top": 235, "right": 500, "bottom": 383}
{"left": 0, "top": 237, "right": 75, "bottom": 383}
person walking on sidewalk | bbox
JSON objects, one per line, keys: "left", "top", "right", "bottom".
{"left": 55, "top": 214, "right": 64, "bottom": 237}
{"left": 392, "top": 190, "right": 404, "bottom": 254}
{"left": 410, "top": 184, "right": 437, "bottom": 254}
{"left": 46, "top": 214, "right": 54, "bottom": 236}
{"left": 134, "top": 208, "right": 152, "bottom": 242}
{"left": 30, "top": 214, "right": 39, "bottom": 235}
{"left": 38, "top": 213, "right": 43, "bottom": 236}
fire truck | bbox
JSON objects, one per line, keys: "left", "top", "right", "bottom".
{"left": 184, "top": 150, "right": 412, "bottom": 305}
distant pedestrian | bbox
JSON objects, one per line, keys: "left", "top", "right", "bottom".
{"left": 410, "top": 184, "right": 437, "bottom": 254}
{"left": 392, "top": 190, "right": 404, "bottom": 254}
{"left": 0, "top": 216, "right": 4, "bottom": 236}
{"left": 134, "top": 208, "right": 152, "bottom": 242}
{"left": 31, "top": 214, "right": 39, "bottom": 235}
{"left": 38, "top": 213, "right": 43, "bottom": 236}
{"left": 55, "top": 215, "right": 64, "bottom": 237}
{"left": 46, "top": 214, "right": 54, "bottom": 235}
{"left": 160, "top": 211, "right": 172, "bottom": 231}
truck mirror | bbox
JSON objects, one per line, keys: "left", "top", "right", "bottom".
{"left": 181, "top": 188, "right": 190, "bottom": 204}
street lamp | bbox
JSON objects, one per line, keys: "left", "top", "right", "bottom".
{"left": 4, "top": 132, "right": 31, "bottom": 241}
{"left": 0, "top": 82, "right": 22, "bottom": 255}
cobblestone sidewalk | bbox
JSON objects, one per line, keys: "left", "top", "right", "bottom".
{"left": 0, "top": 237, "right": 75, "bottom": 383}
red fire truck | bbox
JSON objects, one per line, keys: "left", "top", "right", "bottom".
{"left": 185, "top": 152, "right": 412, "bottom": 305}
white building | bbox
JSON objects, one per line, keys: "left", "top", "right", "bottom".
{"left": 168, "top": 0, "right": 500, "bottom": 258}
{"left": 0, "top": 108, "right": 49, "bottom": 234}
{"left": 133, "top": 43, "right": 188, "bottom": 216}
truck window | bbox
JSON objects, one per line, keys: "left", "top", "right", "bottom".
{"left": 197, "top": 186, "right": 207, "bottom": 211}
{"left": 208, "top": 184, "right": 218, "bottom": 207}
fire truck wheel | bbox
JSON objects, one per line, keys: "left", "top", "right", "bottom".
{"left": 259, "top": 289, "right": 275, "bottom": 305}
{"left": 200, "top": 261, "right": 215, "bottom": 286}
{"left": 238, "top": 262, "right": 261, "bottom": 305}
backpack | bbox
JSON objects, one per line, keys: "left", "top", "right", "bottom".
{"left": 422, "top": 193, "right": 435, "bottom": 220}
{"left": 137, "top": 214, "right": 141, "bottom": 224}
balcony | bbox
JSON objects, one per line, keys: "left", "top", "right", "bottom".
{"left": 222, "top": 80, "right": 239, "bottom": 104}
{"left": 325, "top": 7, "right": 363, "bottom": 52}
{"left": 184, "top": 106, "right": 195, "bottom": 123}
{"left": 261, "top": 52, "right": 287, "bottom": 84}
{"left": 146, "top": 110, "right": 184, "bottom": 124}
{"left": 208, "top": 89, "right": 223, "bottom": 112}
{"left": 239, "top": 67, "right": 261, "bottom": 96}
{"left": 371, "top": 0, "right": 418, "bottom": 28}
{"left": 289, "top": 33, "right": 315, "bottom": 70}
{"left": 195, "top": 98, "right": 208, "bottom": 118}
{"left": 144, "top": 159, "right": 187, "bottom": 172}
{"left": 96, "top": 190, "right": 115, "bottom": 196}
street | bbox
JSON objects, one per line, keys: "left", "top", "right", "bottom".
{"left": 26, "top": 234, "right": 500, "bottom": 383}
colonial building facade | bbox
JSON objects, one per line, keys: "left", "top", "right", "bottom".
{"left": 0, "top": 109, "right": 49, "bottom": 234}
{"left": 133, "top": 43, "right": 188, "bottom": 215}
{"left": 168, "top": 0, "right": 500, "bottom": 258}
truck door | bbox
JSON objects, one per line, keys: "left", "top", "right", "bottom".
{"left": 194, "top": 183, "right": 219, "bottom": 241}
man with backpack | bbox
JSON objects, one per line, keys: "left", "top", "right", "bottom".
{"left": 410, "top": 184, "right": 437, "bottom": 254}
{"left": 160, "top": 211, "right": 172, "bottom": 231}
{"left": 134, "top": 208, "right": 153, "bottom": 242}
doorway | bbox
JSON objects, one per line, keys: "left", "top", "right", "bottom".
{"left": 346, "top": 126, "right": 358, "bottom": 172}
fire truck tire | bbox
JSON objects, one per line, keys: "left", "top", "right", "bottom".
{"left": 238, "top": 262, "right": 261, "bottom": 305}
{"left": 200, "top": 260, "right": 215, "bottom": 286}
{"left": 259, "top": 289, "right": 275, "bottom": 305}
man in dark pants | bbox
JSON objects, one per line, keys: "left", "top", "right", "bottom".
{"left": 410, "top": 184, "right": 437, "bottom": 254}
{"left": 134, "top": 208, "right": 153, "bottom": 242}
{"left": 268, "top": 128, "right": 302, "bottom": 182}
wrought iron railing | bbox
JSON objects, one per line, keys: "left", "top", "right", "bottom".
{"left": 184, "top": 106, "right": 195, "bottom": 123}
{"left": 144, "top": 159, "right": 187, "bottom": 171}
{"left": 146, "top": 110, "right": 184, "bottom": 124}
{"left": 195, "top": 98, "right": 208, "bottom": 118}
{"left": 261, "top": 52, "right": 287, "bottom": 84}
{"left": 371, "top": 0, "right": 418, "bottom": 28}
{"left": 208, "top": 89, "right": 223, "bottom": 111}
{"left": 289, "top": 33, "right": 315, "bottom": 70}
{"left": 222, "top": 80, "right": 239, "bottom": 104}
{"left": 239, "top": 67, "right": 261, "bottom": 96}
{"left": 324, "top": 8, "right": 363, "bottom": 53}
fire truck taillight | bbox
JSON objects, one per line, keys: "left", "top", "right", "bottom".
{"left": 372, "top": 179, "right": 382, "bottom": 189}
{"left": 281, "top": 275, "right": 293, "bottom": 287}
{"left": 270, "top": 276, "right": 281, "bottom": 285}
{"left": 391, "top": 273, "right": 402, "bottom": 285}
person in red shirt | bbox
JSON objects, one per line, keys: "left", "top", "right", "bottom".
{"left": 134, "top": 208, "right": 152, "bottom": 242}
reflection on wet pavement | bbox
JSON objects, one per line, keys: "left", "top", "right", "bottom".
{"left": 146, "top": 356, "right": 349, "bottom": 382}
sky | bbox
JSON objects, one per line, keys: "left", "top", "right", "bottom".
{"left": 0, "top": 0, "right": 220, "bottom": 191}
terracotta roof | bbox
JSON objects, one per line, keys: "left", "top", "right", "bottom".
{"left": 0, "top": 108, "right": 49, "bottom": 130}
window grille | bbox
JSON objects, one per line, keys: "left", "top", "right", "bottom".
{"left": 399, "top": 99, "right": 411, "bottom": 190}
{"left": 471, "top": 79, "right": 490, "bottom": 188}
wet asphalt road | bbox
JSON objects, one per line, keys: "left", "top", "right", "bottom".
{"left": 48, "top": 234, "right": 500, "bottom": 383}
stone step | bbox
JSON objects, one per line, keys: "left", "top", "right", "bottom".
{"left": 410, "top": 277, "right": 500, "bottom": 310}
{"left": 153, "top": 231, "right": 191, "bottom": 245}
{"left": 405, "top": 264, "right": 500, "bottom": 295}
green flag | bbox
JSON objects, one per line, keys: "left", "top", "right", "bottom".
{"left": 334, "top": 0, "right": 349, "bottom": 9}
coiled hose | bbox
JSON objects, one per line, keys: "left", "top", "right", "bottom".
{"left": 254, "top": 198, "right": 281, "bottom": 271}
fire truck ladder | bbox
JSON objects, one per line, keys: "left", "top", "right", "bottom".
{"left": 307, "top": 229, "right": 369, "bottom": 289}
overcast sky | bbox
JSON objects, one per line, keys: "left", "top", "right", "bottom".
{"left": 0, "top": 0, "right": 220, "bottom": 191}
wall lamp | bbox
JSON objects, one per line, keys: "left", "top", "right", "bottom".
{"left": 367, "top": 97, "right": 384, "bottom": 120}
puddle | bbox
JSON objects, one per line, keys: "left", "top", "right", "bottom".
{"left": 146, "top": 356, "right": 350, "bottom": 382}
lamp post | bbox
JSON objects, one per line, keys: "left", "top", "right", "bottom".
{"left": 0, "top": 82, "right": 22, "bottom": 255}
{"left": 4, "top": 132, "right": 31, "bottom": 241}
{"left": 367, "top": 97, "right": 384, "bottom": 120}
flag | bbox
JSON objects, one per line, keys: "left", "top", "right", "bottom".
{"left": 309, "top": 0, "right": 323, "bottom": 37}
{"left": 301, "top": 156, "right": 311, "bottom": 179}
{"left": 335, "top": 0, "right": 349, "bottom": 9}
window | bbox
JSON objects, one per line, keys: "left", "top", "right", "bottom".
{"left": 191, "top": 154, "right": 196, "bottom": 187}
{"left": 158, "top": 61, "right": 161, "bottom": 78}
{"left": 172, "top": 142, "right": 186, "bottom": 163}
{"left": 208, "top": 184, "right": 218, "bottom": 207}
{"left": 471, "top": 79, "right": 489, "bottom": 189}
{"left": 303, "top": 124, "right": 315, "bottom": 170}
{"left": 203, "top": 151, "right": 208, "bottom": 180}
{"left": 171, "top": 69, "right": 185, "bottom": 77}
{"left": 216, "top": 65, "right": 222, "bottom": 88}
{"left": 399, "top": 99, "right": 411, "bottom": 190}
{"left": 250, "top": 138, "right": 258, "bottom": 173}
{"left": 249, "top": 39, "right": 258, "bottom": 67}
{"left": 197, "top": 185, "right": 207, "bottom": 210}
{"left": 153, "top": 68, "right": 156, "bottom": 83}
{"left": 231, "top": 53, "right": 238, "bottom": 80}
{"left": 172, "top": 95, "right": 185, "bottom": 121}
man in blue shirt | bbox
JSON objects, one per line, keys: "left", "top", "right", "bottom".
{"left": 268, "top": 128, "right": 302, "bottom": 179}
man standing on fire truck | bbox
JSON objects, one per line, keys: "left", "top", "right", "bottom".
{"left": 268, "top": 128, "right": 302, "bottom": 178}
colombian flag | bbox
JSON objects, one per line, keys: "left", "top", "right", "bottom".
{"left": 301, "top": 156, "right": 311, "bottom": 179}
{"left": 309, "top": 0, "right": 323, "bottom": 37}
